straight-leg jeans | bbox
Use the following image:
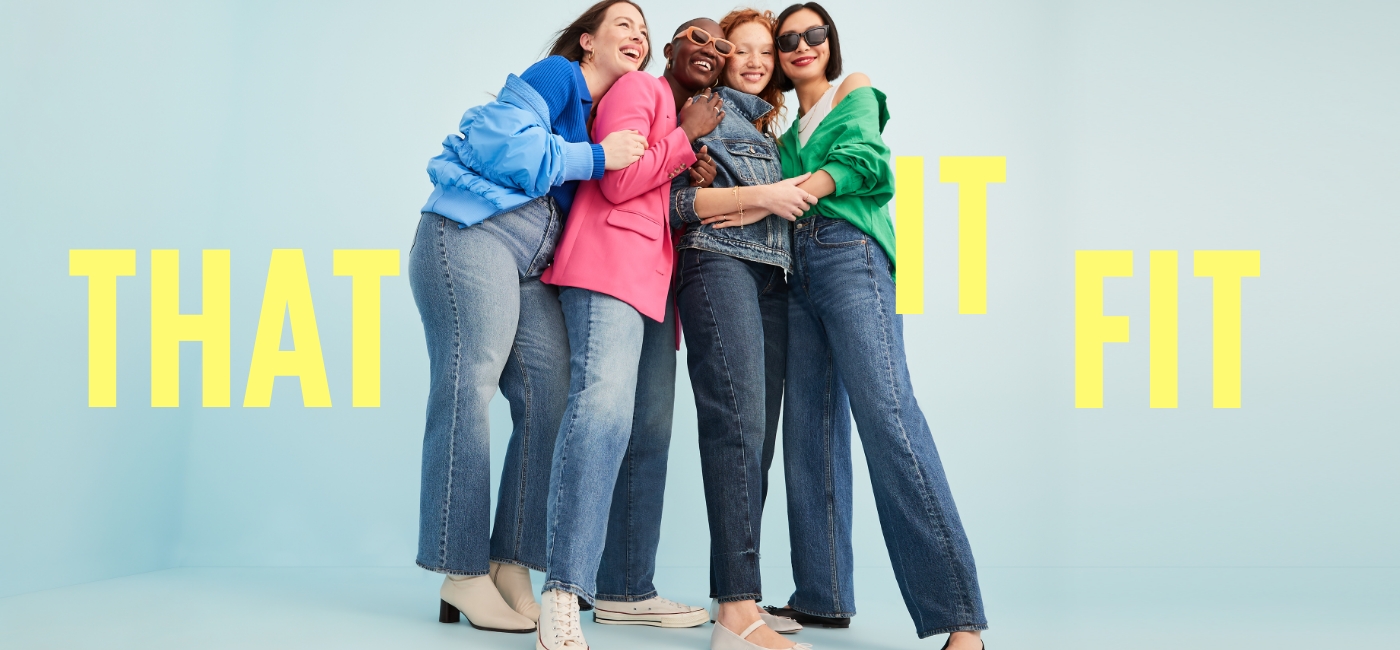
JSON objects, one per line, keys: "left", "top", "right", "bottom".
{"left": 410, "top": 198, "right": 569, "bottom": 575}
{"left": 676, "top": 249, "right": 788, "bottom": 602}
{"left": 594, "top": 290, "right": 677, "bottom": 602}
{"left": 783, "top": 216, "right": 988, "bottom": 638}
{"left": 544, "top": 287, "right": 669, "bottom": 603}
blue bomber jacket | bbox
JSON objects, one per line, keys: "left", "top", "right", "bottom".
{"left": 421, "top": 62, "right": 605, "bottom": 228}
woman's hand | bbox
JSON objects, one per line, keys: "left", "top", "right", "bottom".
{"left": 753, "top": 173, "right": 817, "bottom": 219}
{"left": 679, "top": 89, "right": 724, "bottom": 141}
{"left": 600, "top": 129, "right": 648, "bottom": 170}
{"left": 689, "top": 145, "right": 717, "bottom": 187}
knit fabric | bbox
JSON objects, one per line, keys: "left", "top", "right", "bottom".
{"left": 520, "top": 55, "right": 605, "bottom": 214}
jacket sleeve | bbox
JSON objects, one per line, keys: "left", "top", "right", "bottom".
{"left": 458, "top": 102, "right": 601, "bottom": 197}
{"left": 816, "top": 94, "right": 894, "bottom": 204}
{"left": 669, "top": 176, "right": 701, "bottom": 229}
{"left": 596, "top": 73, "right": 698, "bottom": 205}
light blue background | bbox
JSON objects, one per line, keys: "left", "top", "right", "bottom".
{"left": 2, "top": 0, "right": 1397, "bottom": 644}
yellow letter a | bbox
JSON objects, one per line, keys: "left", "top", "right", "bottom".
{"left": 244, "top": 250, "right": 332, "bottom": 407}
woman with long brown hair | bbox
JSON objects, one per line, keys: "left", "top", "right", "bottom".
{"left": 409, "top": 0, "right": 651, "bottom": 635}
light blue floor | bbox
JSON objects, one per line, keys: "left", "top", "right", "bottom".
{"left": 1, "top": 566, "right": 1396, "bottom": 648}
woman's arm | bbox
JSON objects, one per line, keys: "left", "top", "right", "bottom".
{"left": 461, "top": 102, "right": 603, "bottom": 196}
{"left": 595, "top": 74, "right": 701, "bottom": 205}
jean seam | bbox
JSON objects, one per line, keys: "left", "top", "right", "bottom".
{"left": 436, "top": 215, "right": 460, "bottom": 570}
{"left": 509, "top": 340, "right": 532, "bottom": 562}
{"left": 547, "top": 290, "right": 590, "bottom": 586}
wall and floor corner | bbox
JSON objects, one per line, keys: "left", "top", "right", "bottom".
{"left": 2, "top": 1, "right": 1397, "bottom": 647}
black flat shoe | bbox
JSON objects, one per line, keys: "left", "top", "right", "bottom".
{"left": 762, "top": 605, "right": 850, "bottom": 629}
{"left": 939, "top": 638, "right": 984, "bottom": 650}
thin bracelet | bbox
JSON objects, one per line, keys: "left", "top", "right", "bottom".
{"left": 734, "top": 186, "right": 745, "bottom": 231}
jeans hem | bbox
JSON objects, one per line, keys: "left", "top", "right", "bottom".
{"left": 716, "top": 593, "right": 763, "bottom": 603}
{"left": 918, "top": 623, "right": 989, "bottom": 639}
{"left": 489, "top": 557, "right": 546, "bottom": 573}
{"left": 417, "top": 560, "right": 489, "bottom": 577}
{"left": 787, "top": 602, "right": 855, "bottom": 618}
{"left": 543, "top": 579, "right": 593, "bottom": 605}
{"left": 592, "top": 589, "right": 659, "bottom": 603}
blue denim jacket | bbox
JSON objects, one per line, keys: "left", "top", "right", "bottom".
{"left": 670, "top": 87, "right": 791, "bottom": 271}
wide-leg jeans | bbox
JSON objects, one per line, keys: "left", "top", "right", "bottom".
{"left": 676, "top": 249, "right": 788, "bottom": 602}
{"left": 410, "top": 197, "right": 569, "bottom": 575}
{"left": 783, "top": 215, "right": 988, "bottom": 638}
{"left": 545, "top": 287, "right": 676, "bottom": 604}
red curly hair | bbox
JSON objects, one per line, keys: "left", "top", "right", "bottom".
{"left": 718, "top": 8, "right": 785, "bottom": 138}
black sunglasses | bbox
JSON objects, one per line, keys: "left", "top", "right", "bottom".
{"left": 776, "top": 25, "right": 830, "bottom": 53}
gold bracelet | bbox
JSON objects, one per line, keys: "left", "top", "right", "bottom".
{"left": 734, "top": 186, "right": 745, "bottom": 230}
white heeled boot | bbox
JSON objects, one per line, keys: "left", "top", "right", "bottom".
{"left": 712, "top": 619, "right": 813, "bottom": 650}
{"left": 439, "top": 574, "right": 535, "bottom": 633}
{"left": 538, "top": 588, "right": 588, "bottom": 650}
{"left": 490, "top": 561, "right": 540, "bottom": 622}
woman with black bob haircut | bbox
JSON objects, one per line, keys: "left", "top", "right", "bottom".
{"left": 761, "top": 3, "right": 990, "bottom": 648}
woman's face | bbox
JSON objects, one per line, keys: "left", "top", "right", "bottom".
{"left": 721, "top": 21, "right": 774, "bottom": 95}
{"left": 582, "top": 2, "right": 649, "bottom": 79}
{"left": 666, "top": 19, "right": 726, "bottom": 92}
{"left": 776, "top": 8, "right": 829, "bottom": 86}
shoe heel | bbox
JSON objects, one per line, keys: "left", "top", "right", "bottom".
{"left": 439, "top": 599, "right": 461, "bottom": 624}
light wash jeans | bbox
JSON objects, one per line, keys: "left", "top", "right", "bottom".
{"left": 784, "top": 216, "right": 988, "bottom": 638}
{"left": 544, "top": 287, "right": 676, "bottom": 604}
{"left": 676, "top": 249, "right": 788, "bottom": 602}
{"left": 409, "top": 197, "right": 568, "bottom": 575}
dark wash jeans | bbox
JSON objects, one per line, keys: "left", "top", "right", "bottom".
{"left": 784, "top": 216, "right": 988, "bottom": 637}
{"left": 410, "top": 197, "right": 567, "bottom": 575}
{"left": 676, "top": 249, "right": 788, "bottom": 602}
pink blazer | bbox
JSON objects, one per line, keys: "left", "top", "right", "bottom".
{"left": 542, "top": 71, "right": 696, "bottom": 323}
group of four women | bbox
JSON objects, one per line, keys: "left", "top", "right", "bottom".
{"left": 408, "top": 2, "right": 987, "bottom": 649}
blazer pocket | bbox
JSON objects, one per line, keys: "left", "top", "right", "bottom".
{"left": 605, "top": 208, "right": 660, "bottom": 240}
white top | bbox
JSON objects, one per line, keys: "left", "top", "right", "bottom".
{"left": 797, "top": 84, "right": 839, "bottom": 147}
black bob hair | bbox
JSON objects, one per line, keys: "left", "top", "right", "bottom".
{"left": 773, "top": 2, "right": 842, "bottom": 92}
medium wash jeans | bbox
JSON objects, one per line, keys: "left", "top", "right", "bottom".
{"left": 545, "top": 287, "right": 676, "bottom": 604}
{"left": 676, "top": 249, "right": 788, "bottom": 602}
{"left": 784, "top": 216, "right": 988, "bottom": 638}
{"left": 410, "top": 197, "right": 568, "bottom": 575}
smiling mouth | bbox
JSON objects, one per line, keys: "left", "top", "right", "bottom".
{"left": 620, "top": 46, "right": 641, "bottom": 61}
{"left": 693, "top": 59, "right": 714, "bottom": 72}
{"left": 792, "top": 56, "right": 816, "bottom": 66}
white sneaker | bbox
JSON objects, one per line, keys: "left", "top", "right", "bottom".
{"left": 537, "top": 589, "right": 588, "bottom": 650}
{"left": 710, "top": 599, "right": 803, "bottom": 634}
{"left": 592, "top": 594, "right": 709, "bottom": 628}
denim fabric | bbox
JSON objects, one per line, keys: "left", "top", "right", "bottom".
{"left": 783, "top": 216, "right": 988, "bottom": 638}
{"left": 543, "top": 287, "right": 647, "bottom": 603}
{"left": 670, "top": 87, "right": 790, "bottom": 271}
{"left": 595, "top": 291, "right": 677, "bottom": 602}
{"left": 676, "top": 249, "right": 788, "bottom": 601}
{"left": 410, "top": 197, "right": 569, "bottom": 575}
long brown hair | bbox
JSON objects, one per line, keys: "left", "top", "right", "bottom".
{"left": 718, "top": 8, "right": 785, "bottom": 138}
{"left": 547, "top": 0, "right": 652, "bottom": 71}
